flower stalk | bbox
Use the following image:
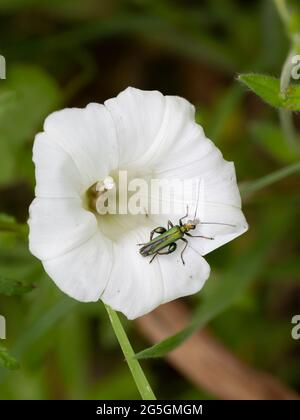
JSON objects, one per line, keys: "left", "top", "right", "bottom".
{"left": 104, "top": 304, "right": 156, "bottom": 400}
{"left": 274, "top": 0, "right": 300, "bottom": 152}
{"left": 279, "top": 49, "right": 299, "bottom": 151}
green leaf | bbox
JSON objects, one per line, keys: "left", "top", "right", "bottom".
{"left": 135, "top": 209, "right": 289, "bottom": 360}
{"left": 238, "top": 73, "right": 300, "bottom": 111}
{"left": 0, "top": 276, "right": 34, "bottom": 296}
{"left": 0, "top": 345, "right": 20, "bottom": 370}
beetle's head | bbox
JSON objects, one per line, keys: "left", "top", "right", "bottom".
{"left": 186, "top": 218, "right": 200, "bottom": 230}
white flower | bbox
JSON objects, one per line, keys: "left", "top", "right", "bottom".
{"left": 28, "top": 87, "right": 248, "bottom": 320}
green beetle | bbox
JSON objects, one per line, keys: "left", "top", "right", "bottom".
{"left": 139, "top": 207, "right": 235, "bottom": 264}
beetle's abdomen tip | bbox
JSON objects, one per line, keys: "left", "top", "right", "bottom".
{"left": 139, "top": 247, "right": 147, "bottom": 257}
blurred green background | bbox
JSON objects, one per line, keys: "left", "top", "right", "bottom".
{"left": 0, "top": 0, "right": 300, "bottom": 399}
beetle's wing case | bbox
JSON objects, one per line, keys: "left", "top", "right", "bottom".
{"left": 139, "top": 226, "right": 183, "bottom": 257}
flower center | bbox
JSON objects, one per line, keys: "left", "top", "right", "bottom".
{"left": 86, "top": 176, "right": 116, "bottom": 215}
{"left": 96, "top": 176, "right": 115, "bottom": 193}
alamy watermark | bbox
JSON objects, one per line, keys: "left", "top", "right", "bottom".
{"left": 291, "top": 315, "right": 300, "bottom": 340}
{"left": 0, "top": 54, "right": 6, "bottom": 79}
{"left": 291, "top": 55, "right": 300, "bottom": 80}
{"left": 88, "top": 172, "right": 206, "bottom": 217}
{"left": 0, "top": 315, "right": 6, "bottom": 339}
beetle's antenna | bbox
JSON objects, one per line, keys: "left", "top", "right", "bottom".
{"left": 192, "top": 180, "right": 236, "bottom": 227}
{"left": 201, "top": 222, "right": 236, "bottom": 227}
{"left": 193, "top": 179, "right": 201, "bottom": 220}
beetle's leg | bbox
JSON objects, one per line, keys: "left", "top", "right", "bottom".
{"left": 180, "top": 238, "right": 189, "bottom": 265}
{"left": 185, "top": 232, "right": 214, "bottom": 240}
{"left": 179, "top": 205, "right": 189, "bottom": 226}
{"left": 149, "top": 243, "right": 177, "bottom": 263}
{"left": 149, "top": 253, "right": 158, "bottom": 263}
{"left": 168, "top": 243, "right": 177, "bottom": 254}
{"left": 157, "top": 242, "right": 177, "bottom": 255}
{"left": 137, "top": 226, "right": 168, "bottom": 245}
{"left": 150, "top": 226, "right": 166, "bottom": 241}
{"left": 167, "top": 220, "right": 174, "bottom": 229}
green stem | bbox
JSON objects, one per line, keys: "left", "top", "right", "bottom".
{"left": 274, "top": 0, "right": 300, "bottom": 151}
{"left": 274, "top": 0, "right": 290, "bottom": 29}
{"left": 279, "top": 49, "right": 299, "bottom": 151}
{"left": 240, "top": 161, "right": 300, "bottom": 197}
{"left": 104, "top": 304, "right": 156, "bottom": 400}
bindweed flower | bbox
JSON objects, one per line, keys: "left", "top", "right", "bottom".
{"left": 28, "top": 87, "right": 248, "bottom": 319}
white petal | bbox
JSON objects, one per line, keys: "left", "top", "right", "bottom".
{"left": 104, "top": 87, "right": 166, "bottom": 168}
{"left": 28, "top": 198, "right": 97, "bottom": 260}
{"left": 187, "top": 203, "right": 248, "bottom": 256}
{"left": 149, "top": 95, "right": 208, "bottom": 172}
{"left": 42, "top": 232, "right": 113, "bottom": 302}
{"left": 101, "top": 227, "right": 163, "bottom": 319}
{"left": 141, "top": 94, "right": 241, "bottom": 207}
{"left": 157, "top": 244, "right": 210, "bottom": 305}
{"left": 101, "top": 220, "right": 210, "bottom": 320}
{"left": 104, "top": 89, "right": 217, "bottom": 175}
{"left": 157, "top": 157, "right": 242, "bottom": 208}
{"left": 33, "top": 132, "right": 85, "bottom": 198}
{"left": 137, "top": 94, "right": 248, "bottom": 254}
{"left": 147, "top": 183, "right": 247, "bottom": 257}
{"left": 43, "top": 103, "right": 118, "bottom": 190}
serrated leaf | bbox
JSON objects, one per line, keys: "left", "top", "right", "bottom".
{"left": 0, "top": 276, "right": 34, "bottom": 296}
{"left": 238, "top": 73, "right": 300, "bottom": 111}
{"left": 0, "top": 345, "right": 20, "bottom": 370}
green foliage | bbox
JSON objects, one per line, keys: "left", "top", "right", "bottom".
{"left": 0, "top": 65, "right": 61, "bottom": 185}
{"left": 0, "top": 65, "right": 60, "bottom": 144}
{"left": 0, "top": 213, "right": 28, "bottom": 236}
{"left": 0, "top": 346, "right": 19, "bottom": 370}
{"left": 0, "top": 276, "right": 34, "bottom": 296}
{"left": 238, "top": 73, "right": 300, "bottom": 110}
{"left": 240, "top": 161, "right": 300, "bottom": 196}
{"left": 207, "top": 84, "right": 244, "bottom": 143}
{"left": 250, "top": 121, "right": 297, "bottom": 164}
{"left": 0, "top": 0, "right": 299, "bottom": 399}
